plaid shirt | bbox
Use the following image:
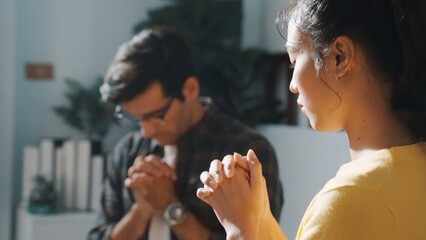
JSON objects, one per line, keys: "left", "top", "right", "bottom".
{"left": 88, "top": 104, "right": 284, "bottom": 240}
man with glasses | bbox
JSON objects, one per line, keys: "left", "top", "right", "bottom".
{"left": 88, "top": 26, "right": 283, "bottom": 240}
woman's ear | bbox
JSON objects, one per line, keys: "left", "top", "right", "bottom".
{"left": 331, "top": 36, "right": 355, "bottom": 79}
{"left": 182, "top": 76, "right": 200, "bottom": 100}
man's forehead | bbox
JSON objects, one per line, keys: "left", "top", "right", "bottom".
{"left": 141, "top": 82, "right": 167, "bottom": 99}
{"left": 123, "top": 82, "right": 167, "bottom": 112}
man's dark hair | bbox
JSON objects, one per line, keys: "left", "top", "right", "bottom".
{"left": 101, "top": 26, "right": 194, "bottom": 104}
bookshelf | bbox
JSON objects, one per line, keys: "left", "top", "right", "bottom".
{"left": 16, "top": 206, "right": 97, "bottom": 240}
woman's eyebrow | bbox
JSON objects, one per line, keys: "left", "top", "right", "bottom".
{"left": 285, "top": 39, "right": 300, "bottom": 49}
{"left": 285, "top": 44, "right": 299, "bottom": 54}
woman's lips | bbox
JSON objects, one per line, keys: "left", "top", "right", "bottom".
{"left": 297, "top": 101, "right": 306, "bottom": 114}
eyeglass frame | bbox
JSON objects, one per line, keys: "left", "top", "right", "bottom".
{"left": 113, "top": 97, "right": 174, "bottom": 126}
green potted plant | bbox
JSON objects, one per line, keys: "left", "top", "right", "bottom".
{"left": 27, "top": 175, "right": 57, "bottom": 215}
{"left": 53, "top": 76, "right": 111, "bottom": 139}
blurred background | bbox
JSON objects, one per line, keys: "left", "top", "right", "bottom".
{"left": 0, "top": 0, "right": 349, "bottom": 239}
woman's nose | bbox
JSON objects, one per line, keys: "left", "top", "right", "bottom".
{"left": 289, "top": 78, "right": 298, "bottom": 94}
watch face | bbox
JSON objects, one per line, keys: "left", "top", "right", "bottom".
{"left": 165, "top": 202, "right": 187, "bottom": 226}
{"left": 171, "top": 206, "right": 186, "bottom": 220}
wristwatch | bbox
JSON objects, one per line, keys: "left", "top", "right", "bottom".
{"left": 163, "top": 202, "right": 188, "bottom": 226}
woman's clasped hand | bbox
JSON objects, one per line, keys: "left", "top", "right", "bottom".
{"left": 197, "top": 150, "right": 281, "bottom": 240}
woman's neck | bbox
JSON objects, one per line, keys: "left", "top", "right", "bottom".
{"left": 346, "top": 108, "right": 418, "bottom": 160}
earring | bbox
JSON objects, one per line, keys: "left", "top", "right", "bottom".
{"left": 348, "top": 62, "right": 354, "bottom": 72}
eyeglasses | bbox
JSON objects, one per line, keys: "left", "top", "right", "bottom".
{"left": 114, "top": 98, "right": 174, "bottom": 126}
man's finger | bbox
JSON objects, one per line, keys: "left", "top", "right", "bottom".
{"left": 127, "top": 166, "right": 135, "bottom": 178}
{"left": 145, "top": 155, "right": 177, "bottom": 180}
{"left": 125, "top": 172, "right": 155, "bottom": 189}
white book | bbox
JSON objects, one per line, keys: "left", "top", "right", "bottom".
{"left": 39, "top": 138, "right": 55, "bottom": 179}
{"left": 55, "top": 146, "right": 65, "bottom": 211}
{"left": 22, "top": 146, "right": 39, "bottom": 203}
{"left": 38, "top": 138, "right": 64, "bottom": 180}
{"left": 76, "top": 138, "right": 91, "bottom": 211}
{"left": 63, "top": 139, "right": 77, "bottom": 210}
{"left": 90, "top": 155, "right": 104, "bottom": 211}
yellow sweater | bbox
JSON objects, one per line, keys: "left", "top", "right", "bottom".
{"left": 295, "top": 142, "right": 426, "bottom": 240}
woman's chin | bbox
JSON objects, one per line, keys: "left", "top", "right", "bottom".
{"left": 311, "top": 122, "right": 343, "bottom": 133}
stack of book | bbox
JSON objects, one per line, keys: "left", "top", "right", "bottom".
{"left": 22, "top": 137, "right": 105, "bottom": 213}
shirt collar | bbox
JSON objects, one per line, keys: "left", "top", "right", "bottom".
{"left": 175, "top": 97, "right": 216, "bottom": 146}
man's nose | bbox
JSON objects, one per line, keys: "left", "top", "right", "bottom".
{"left": 139, "top": 121, "right": 155, "bottom": 138}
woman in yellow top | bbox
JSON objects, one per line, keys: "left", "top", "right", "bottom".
{"left": 196, "top": 0, "right": 426, "bottom": 239}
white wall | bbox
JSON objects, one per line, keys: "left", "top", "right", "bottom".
{"left": 242, "top": 0, "right": 264, "bottom": 48}
{"left": 242, "top": 0, "right": 289, "bottom": 52}
{"left": 261, "top": 0, "right": 289, "bottom": 52}
{"left": 259, "top": 125, "right": 350, "bottom": 239}
{"left": 0, "top": 0, "right": 16, "bottom": 239}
